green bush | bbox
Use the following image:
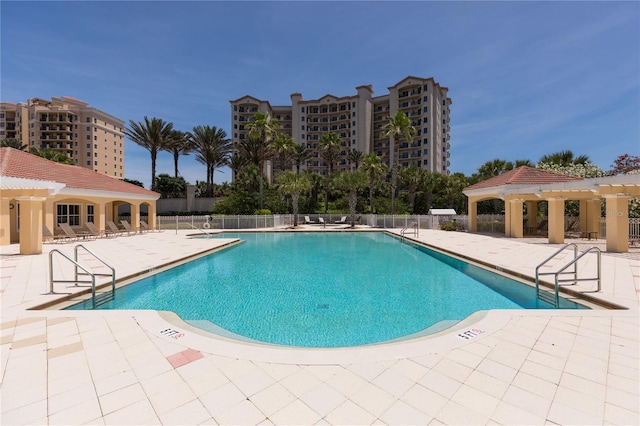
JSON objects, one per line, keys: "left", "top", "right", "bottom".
{"left": 253, "top": 209, "right": 272, "bottom": 215}
{"left": 440, "top": 221, "right": 465, "bottom": 232}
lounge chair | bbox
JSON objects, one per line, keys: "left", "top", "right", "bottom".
{"left": 85, "top": 221, "right": 105, "bottom": 238}
{"left": 106, "top": 220, "right": 125, "bottom": 237}
{"left": 304, "top": 216, "right": 316, "bottom": 224}
{"left": 43, "top": 225, "right": 68, "bottom": 243}
{"left": 120, "top": 220, "right": 137, "bottom": 236}
{"left": 140, "top": 220, "right": 161, "bottom": 232}
{"left": 335, "top": 216, "right": 347, "bottom": 224}
{"left": 60, "top": 222, "right": 96, "bottom": 241}
{"left": 318, "top": 217, "right": 326, "bottom": 227}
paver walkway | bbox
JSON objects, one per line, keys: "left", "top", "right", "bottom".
{"left": 1, "top": 229, "right": 638, "bottom": 425}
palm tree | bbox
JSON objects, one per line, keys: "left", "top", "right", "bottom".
{"left": 399, "top": 166, "right": 423, "bottom": 213}
{"left": 382, "top": 111, "right": 415, "bottom": 214}
{"left": 331, "top": 171, "right": 367, "bottom": 226}
{"left": 126, "top": 117, "right": 174, "bottom": 191}
{"left": 420, "top": 170, "right": 440, "bottom": 213}
{"left": 476, "top": 158, "right": 514, "bottom": 181}
{"left": 245, "top": 112, "right": 279, "bottom": 209}
{"left": 237, "top": 134, "right": 262, "bottom": 169}
{"left": 347, "top": 149, "right": 364, "bottom": 170}
{"left": 270, "top": 133, "right": 296, "bottom": 171}
{"left": 292, "top": 143, "right": 313, "bottom": 174}
{"left": 29, "top": 148, "right": 75, "bottom": 165}
{"left": 164, "top": 130, "right": 193, "bottom": 178}
{"left": 277, "top": 171, "right": 312, "bottom": 227}
{"left": 318, "top": 132, "right": 342, "bottom": 213}
{"left": 0, "top": 139, "right": 28, "bottom": 150}
{"left": 361, "top": 153, "right": 387, "bottom": 213}
{"left": 188, "top": 125, "right": 231, "bottom": 197}
{"left": 539, "top": 150, "right": 589, "bottom": 166}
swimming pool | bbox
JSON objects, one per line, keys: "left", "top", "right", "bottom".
{"left": 68, "top": 232, "right": 585, "bottom": 347}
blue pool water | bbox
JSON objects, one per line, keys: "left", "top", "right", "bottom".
{"left": 68, "top": 232, "right": 585, "bottom": 347}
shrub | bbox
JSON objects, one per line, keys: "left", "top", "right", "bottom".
{"left": 440, "top": 221, "right": 465, "bottom": 232}
{"left": 254, "top": 209, "right": 272, "bottom": 215}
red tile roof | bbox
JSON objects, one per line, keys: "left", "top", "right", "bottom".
{"left": 0, "top": 147, "right": 158, "bottom": 197}
{"left": 464, "top": 166, "right": 583, "bottom": 191}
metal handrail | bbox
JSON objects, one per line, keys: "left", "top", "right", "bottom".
{"left": 185, "top": 222, "right": 214, "bottom": 236}
{"left": 48, "top": 249, "right": 96, "bottom": 297}
{"left": 74, "top": 245, "right": 116, "bottom": 308}
{"left": 535, "top": 243, "right": 601, "bottom": 307}
{"left": 401, "top": 221, "right": 419, "bottom": 241}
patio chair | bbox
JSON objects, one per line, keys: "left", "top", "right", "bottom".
{"left": 85, "top": 221, "right": 105, "bottom": 238}
{"left": 120, "top": 220, "right": 138, "bottom": 236}
{"left": 106, "top": 220, "right": 125, "bottom": 237}
{"left": 304, "top": 216, "right": 316, "bottom": 224}
{"left": 140, "top": 220, "right": 162, "bottom": 232}
{"left": 43, "top": 225, "right": 68, "bottom": 243}
{"left": 57, "top": 223, "right": 81, "bottom": 242}
{"left": 335, "top": 216, "right": 347, "bottom": 224}
{"left": 318, "top": 217, "right": 327, "bottom": 228}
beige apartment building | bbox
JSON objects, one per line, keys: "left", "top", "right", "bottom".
{"left": 230, "top": 76, "right": 452, "bottom": 179}
{"left": 0, "top": 96, "right": 125, "bottom": 179}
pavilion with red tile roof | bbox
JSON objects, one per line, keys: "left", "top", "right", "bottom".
{"left": 463, "top": 166, "right": 640, "bottom": 253}
{"left": 0, "top": 148, "right": 159, "bottom": 254}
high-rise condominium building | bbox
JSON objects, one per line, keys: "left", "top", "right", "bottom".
{"left": 230, "top": 76, "right": 452, "bottom": 179}
{"left": 0, "top": 96, "right": 125, "bottom": 179}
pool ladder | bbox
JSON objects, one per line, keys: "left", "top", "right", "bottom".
{"left": 48, "top": 244, "right": 116, "bottom": 308}
{"left": 535, "top": 243, "right": 601, "bottom": 307}
{"left": 400, "top": 221, "right": 419, "bottom": 241}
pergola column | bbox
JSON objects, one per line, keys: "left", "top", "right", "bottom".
{"left": 0, "top": 198, "right": 11, "bottom": 246}
{"left": 548, "top": 198, "right": 565, "bottom": 244}
{"left": 16, "top": 196, "right": 46, "bottom": 255}
{"left": 509, "top": 199, "right": 524, "bottom": 238}
{"left": 147, "top": 203, "right": 157, "bottom": 229}
{"left": 605, "top": 195, "right": 629, "bottom": 253}
{"left": 525, "top": 201, "right": 537, "bottom": 234}
{"left": 468, "top": 199, "right": 478, "bottom": 232}
{"left": 130, "top": 203, "right": 140, "bottom": 232}
{"left": 579, "top": 199, "right": 601, "bottom": 238}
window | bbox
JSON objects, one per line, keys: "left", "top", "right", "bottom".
{"left": 57, "top": 204, "right": 80, "bottom": 227}
{"left": 423, "top": 159, "right": 428, "bottom": 165}
{"left": 94, "top": 136, "right": 97, "bottom": 140}
{"left": 94, "top": 118, "right": 97, "bottom": 123}
{"left": 86, "top": 205, "right": 94, "bottom": 224}
{"left": 86, "top": 117, "right": 90, "bottom": 122}
{"left": 423, "top": 107, "right": 428, "bottom": 113}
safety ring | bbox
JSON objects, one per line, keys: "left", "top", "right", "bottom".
{"left": 203, "top": 222, "right": 211, "bottom": 229}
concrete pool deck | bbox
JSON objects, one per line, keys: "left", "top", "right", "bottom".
{"left": 1, "top": 229, "right": 638, "bottom": 425}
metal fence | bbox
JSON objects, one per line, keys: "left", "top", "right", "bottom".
{"left": 151, "top": 214, "right": 640, "bottom": 239}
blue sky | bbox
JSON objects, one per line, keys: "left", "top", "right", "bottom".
{"left": 2, "top": 1, "right": 638, "bottom": 188}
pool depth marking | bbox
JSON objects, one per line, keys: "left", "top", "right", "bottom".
{"left": 457, "top": 328, "right": 485, "bottom": 340}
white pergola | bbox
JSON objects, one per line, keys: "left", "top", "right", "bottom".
{"left": 464, "top": 173, "right": 640, "bottom": 253}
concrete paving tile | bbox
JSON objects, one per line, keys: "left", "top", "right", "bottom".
{"left": 214, "top": 399, "right": 266, "bottom": 425}
{"left": 184, "top": 365, "right": 230, "bottom": 397}
{"left": 554, "top": 385, "right": 604, "bottom": 419}
{"left": 605, "top": 387, "right": 640, "bottom": 412}
{"left": 380, "top": 399, "right": 432, "bottom": 425}
{"left": 147, "top": 381, "right": 197, "bottom": 416}
{"left": 232, "top": 366, "right": 276, "bottom": 397}
{"left": 371, "top": 368, "right": 415, "bottom": 398}
{"left": 603, "top": 402, "right": 640, "bottom": 425}
{"left": 512, "top": 371, "right": 558, "bottom": 400}
{"left": 490, "top": 400, "right": 546, "bottom": 425}
{"left": 418, "top": 369, "right": 463, "bottom": 399}
{"left": 546, "top": 400, "right": 603, "bottom": 426}
{"left": 254, "top": 361, "right": 300, "bottom": 382}
{"left": 249, "top": 383, "right": 297, "bottom": 417}
{"left": 99, "top": 383, "right": 147, "bottom": 415}
{"left": 102, "top": 398, "right": 160, "bottom": 425}
{"left": 464, "top": 370, "right": 509, "bottom": 399}
{"left": 325, "top": 400, "right": 377, "bottom": 425}
{"left": 434, "top": 400, "right": 489, "bottom": 426}
{"left": 278, "top": 367, "right": 322, "bottom": 396}
{"left": 269, "top": 399, "right": 322, "bottom": 425}
{"left": 451, "top": 383, "right": 501, "bottom": 418}
{"left": 324, "top": 368, "right": 369, "bottom": 397}
{"left": 346, "top": 360, "right": 393, "bottom": 381}
{"left": 475, "top": 357, "right": 517, "bottom": 384}
{"left": 350, "top": 383, "right": 395, "bottom": 418}
{"left": 400, "top": 383, "right": 448, "bottom": 418}
{"left": 48, "top": 397, "right": 102, "bottom": 426}
{"left": 93, "top": 370, "right": 138, "bottom": 397}
{"left": 300, "top": 382, "right": 347, "bottom": 417}
{"left": 502, "top": 385, "right": 552, "bottom": 419}
{"left": 305, "top": 364, "right": 344, "bottom": 382}
{"left": 199, "top": 382, "right": 247, "bottom": 417}
{"left": 158, "top": 399, "right": 213, "bottom": 426}
{"left": 432, "top": 357, "right": 473, "bottom": 383}
{"left": 0, "top": 398, "right": 48, "bottom": 426}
